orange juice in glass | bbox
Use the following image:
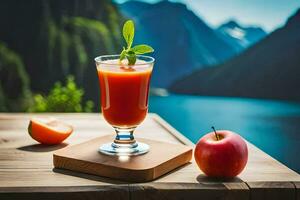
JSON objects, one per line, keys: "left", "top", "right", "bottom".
{"left": 95, "top": 55, "right": 154, "bottom": 155}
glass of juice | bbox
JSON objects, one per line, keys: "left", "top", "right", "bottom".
{"left": 95, "top": 55, "right": 154, "bottom": 156}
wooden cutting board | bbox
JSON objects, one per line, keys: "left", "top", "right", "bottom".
{"left": 53, "top": 135, "right": 192, "bottom": 182}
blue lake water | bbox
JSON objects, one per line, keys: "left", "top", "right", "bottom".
{"left": 149, "top": 94, "right": 300, "bottom": 173}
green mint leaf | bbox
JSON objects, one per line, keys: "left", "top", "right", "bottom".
{"left": 120, "top": 48, "right": 126, "bottom": 60}
{"left": 131, "top": 44, "right": 154, "bottom": 54}
{"left": 119, "top": 19, "right": 154, "bottom": 64}
{"left": 126, "top": 51, "right": 136, "bottom": 65}
{"left": 122, "top": 20, "right": 134, "bottom": 49}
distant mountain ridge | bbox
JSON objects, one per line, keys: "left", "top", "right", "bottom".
{"left": 118, "top": 0, "right": 267, "bottom": 88}
{"left": 217, "top": 20, "right": 267, "bottom": 51}
{"left": 170, "top": 9, "right": 300, "bottom": 101}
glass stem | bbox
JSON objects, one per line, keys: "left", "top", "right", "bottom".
{"left": 99, "top": 126, "right": 149, "bottom": 155}
{"left": 113, "top": 126, "right": 137, "bottom": 145}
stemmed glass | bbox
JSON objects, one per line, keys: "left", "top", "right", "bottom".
{"left": 95, "top": 55, "right": 154, "bottom": 156}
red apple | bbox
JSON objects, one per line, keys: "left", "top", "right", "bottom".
{"left": 194, "top": 128, "right": 248, "bottom": 178}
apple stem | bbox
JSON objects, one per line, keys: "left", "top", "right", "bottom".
{"left": 211, "top": 126, "right": 219, "bottom": 141}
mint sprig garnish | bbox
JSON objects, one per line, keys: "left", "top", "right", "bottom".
{"left": 120, "top": 20, "right": 154, "bottom": 65}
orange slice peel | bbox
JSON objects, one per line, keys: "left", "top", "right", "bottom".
{"left": 28, "top": 117, "right": 73, "bottom": 145}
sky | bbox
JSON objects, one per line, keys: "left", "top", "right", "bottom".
{"left": 114, "top": 0, "right": 300, "bottom": 32}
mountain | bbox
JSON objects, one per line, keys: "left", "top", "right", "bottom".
{"left": 118, "top": 0, "right": 241, "bottom": 88}
{"left": 170, "top": 9, "right": 300, "bottom": 101}
{"left": 217, "top": 20, "right": 267, "bottom": 52}
{"left": 0, "top": 0, "right": 124, "bottom": 111}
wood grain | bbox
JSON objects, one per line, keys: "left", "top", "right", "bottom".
{"left": 0, "top": 185, "right": 129, "bottom": 200}
{"left": 0, "top": 113, "right": 299, "bottom": 200}
{"left": 293, "top": 182, "right": 300, "bottom": 200}
{"left": 247, "top": 182, "right": 296, "bottom": 200}
{"left": 53, "top": 135, "right": 192, "bottom": 182}
{"left": 129, "top": 182, "right": 249, "bottom": 200}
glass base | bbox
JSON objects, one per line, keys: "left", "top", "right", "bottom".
{"left": 99, "top": 142, "right": 149, "bottom": 156}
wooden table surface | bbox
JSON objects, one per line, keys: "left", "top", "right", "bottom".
{"left": 0, "top": 113, "right": 299, "bottom": 200}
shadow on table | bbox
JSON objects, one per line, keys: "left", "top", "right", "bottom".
{"left": 18, "top": 143, "right": 68, "bottom": 152}
{"left": 154, "top": 162, "right": 193, "bottom": 181}
{"left": 196, "top": 174, "right": 243, "bottom": 183}
{"left": 53, "top": 168, "right": 127, "bottom": 184}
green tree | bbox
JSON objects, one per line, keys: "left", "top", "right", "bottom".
{"left": 28, "top": 76, "right": 93, "bottom": 112}
{"left": 0, "top": 0, "right": 124, "bottom": 111}
{"left": 0, "top": 42, "right": 32, "bottom": 111}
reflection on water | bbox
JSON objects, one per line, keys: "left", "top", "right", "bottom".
{"left": 149, "top": 94, "right": 300, "bottom": 173}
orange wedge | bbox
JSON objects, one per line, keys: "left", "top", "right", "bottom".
{"left": 28, "top": 117, "right": 73, "bottom": 145}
